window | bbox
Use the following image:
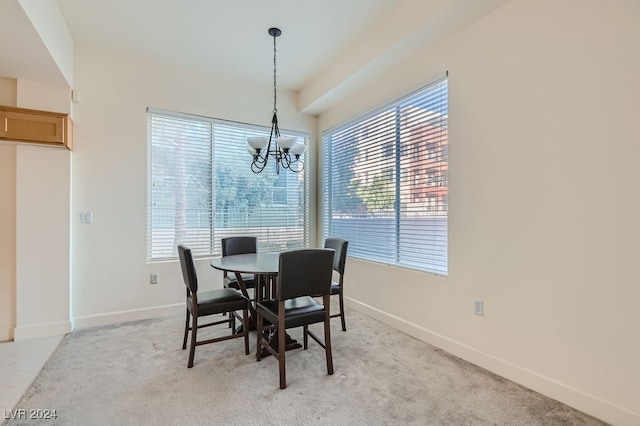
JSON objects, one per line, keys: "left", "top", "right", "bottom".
{"left": 147, "top": 109, "right": 309, "bottom": 261}
{"left": 322, "top": 76, "right": 448, "bottom": 275}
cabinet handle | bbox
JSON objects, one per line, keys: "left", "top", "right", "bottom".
{"left": 3, "top": 117, "right": 6, "bottom": 132}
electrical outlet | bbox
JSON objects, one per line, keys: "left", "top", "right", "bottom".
{"left": 473, "top": 299, "right": 484, "bottom": 316}
{"left": 150, "top": 273, "right": 159, "bottom": 285}
{"left": 79, "top": 211, "right": 93, "bottom": 223}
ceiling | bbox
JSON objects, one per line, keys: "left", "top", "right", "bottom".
{"left": 54, "top": 0, "right": 398, "bottom": 92}
{"left": 1, "top": 0, "right": 511, "bottom": 112}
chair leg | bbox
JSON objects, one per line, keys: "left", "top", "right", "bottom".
{"left": 188, "top": 315, "right": 198, "bottom": 368}
{"left": 339, "top": 291, "right": 347, "bottom": 332}
{"left": 256, "top": 311, "right": 263, "bottom": 361}
{"left": 324, "top": 296, "right": 334, "bottom": 375}
{"left": 243, "top": 307, "right": 249, "bottom": 355}
{"left": 182, "top": 308, "right": 190, "bottom": 350}
{"left": 303, "top": 325, "right": 308, "bottom": 350}
{"left": 229, "top": 311, "right": 236, "bottom": 328}
{"left": 278, "top": 307, "right": 286, "bottom": 389}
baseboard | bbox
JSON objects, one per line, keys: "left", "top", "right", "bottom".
{"left": 346, "top": 298, "right": 639, "bottom": 426}
{"left": 0, "top": 324, "right": 14, "bottom": 342}
{"left": 13, "top": 320, "right": 71, "bottom": 341}
{"left": 73, "top": 303, "right": 183, "bottom": 329}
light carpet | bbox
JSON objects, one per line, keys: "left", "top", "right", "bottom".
{"left": 7, "top": 309, "right": 605, "bottom": 425}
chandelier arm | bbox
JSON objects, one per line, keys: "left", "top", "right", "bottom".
{"left": 254, "top": 152, "right": 267, "bottom": 165}
{"left": 291, "top": 158, "right": 304, "bottom": 173}
{"left": 251, "top": 150, "right": 269, "bottom": 172}
{"left": 259, "top": 117, "right": 277, "bottom": 167}
{"left": 272, "top": 113, "right": 280, "bottom": 137}
{"left": 251, "top": 160, "right": 266, "bottom": 173}
{"left": 281, "top": 152, "right": 292, "bottom": 169}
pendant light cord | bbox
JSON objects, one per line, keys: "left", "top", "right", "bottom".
{"left": 273, "top": 32, "right": 278, "bottom": 116}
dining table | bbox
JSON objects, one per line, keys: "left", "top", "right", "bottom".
{"left": 210, "top": 252, "right": 301, "bottom": 353}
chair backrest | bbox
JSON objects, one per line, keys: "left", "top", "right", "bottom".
{"left": 178, "top": 244, "right": 198, "bottom": 293}
{"left": 222, "top": 236, "right": 257, "bottom": 257}
{"left": 324, "top": 238, "right": 348, "bottom": 275}
{"left": 277, "top": 249, "right": 335, "bottom": 300}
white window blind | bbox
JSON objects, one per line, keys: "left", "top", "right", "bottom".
{"left": 322, "top": 76, "right": 448, "bottom": 275}
{"left": 148, "top": 109, "right": 309, "bottom": 261}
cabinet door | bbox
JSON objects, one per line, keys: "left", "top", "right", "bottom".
{"left": 1, "top": 110, "right": 65, "bottom": 144}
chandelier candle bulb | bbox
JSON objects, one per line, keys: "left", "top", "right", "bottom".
{"left": 291, "top": 142, "right": 306, "bottom": 156}
{"left": 247, "top": 136, "right": 268, "bottom": 151}
{"left": 277, "top": 136, "right": 296, "bottom": 151}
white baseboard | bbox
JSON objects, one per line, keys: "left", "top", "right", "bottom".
{"left": 346, "top": 298, "right": 639, "bottom": 426}
{"left": 13, "top": 320, "right": 71, "bottom": 341}
{"left": 0, "top": 324, "right": 14, "bottom": 342}
{"left": 73, "top": 303, "right": 183, "bottom": 329}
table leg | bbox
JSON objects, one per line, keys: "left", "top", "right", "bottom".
{"left": 260, "top": 330, "right": 302, "bottom": 357}
{"left": 234, "top": 272, "right": 257, "bottom": 331}
{"left": 235, "top": 272, "right": 301, "bottom": 355}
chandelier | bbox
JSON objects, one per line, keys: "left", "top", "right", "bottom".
{"left": 246, "top": 27, "right": 305, "bottom": 174}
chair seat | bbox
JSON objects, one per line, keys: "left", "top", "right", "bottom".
{"left": 224, "top": 274, "right": 256, "bottom": 289}
{"left": 257, "top": 296, "right": 326, "bottom": 329}
{"left": 188, "top": 288, "right": 248, "bottom": 316}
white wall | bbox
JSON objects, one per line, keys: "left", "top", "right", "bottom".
{"left": 0, "top": 77, "right": 17, "bottom": 105}
{"left": 12, "top": 79, "right": 72, "bottom": 340}
{"left": 0, "top": 78, "right": 17, "bottom": 341}
{"left": 0, "top": 143, "right": 16, "bottom": 341}
{"left": 70, "top": 46, "right": 316, "bottom": 327}
{"left": 18, "top": 0, "right": 74, "bottom": 87}
{"left": 14, "top": 144, "right": 71, "bottom": 340}
{"left": 319, "top": 0, "right": 640, "bottom": 425}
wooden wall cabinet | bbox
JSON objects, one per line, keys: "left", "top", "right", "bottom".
{"left": 0, "top": 105, "right": 72, "bottom": 150}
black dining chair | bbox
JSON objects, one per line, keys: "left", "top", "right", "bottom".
{"left": 324, "top": 238, "right": 349, "bottom": 331}
{"left": 221, "top": 236, "right": 257, "bottom": 294}
{"left": 256, "top": 248, "right": 335, "bottom": 389}
{"left": 178, "top": 245, "right": 250, "bottom": 368}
